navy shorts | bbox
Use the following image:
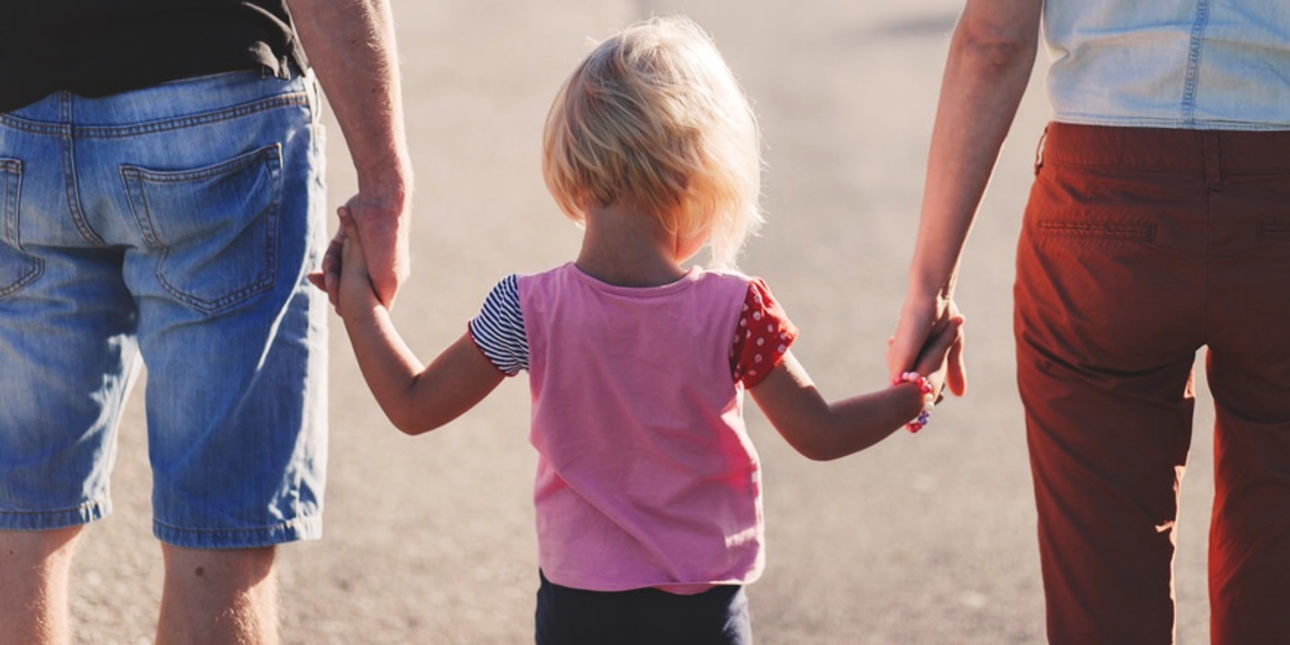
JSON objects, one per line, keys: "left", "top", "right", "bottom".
{"left": 535, "top": 571, "right": 753, "bottom": 645}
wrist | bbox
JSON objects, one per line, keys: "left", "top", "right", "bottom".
{"left": 355, "top": 159, "right": 414, "bottom": 204}
{"left": 906, "top": 246, "right": 959, "bottom": 299}
{"left": 356, "top": 182, "right": 413, "bottom": 211}
{"left": 906, "top": 269, "right": 955, "bottom": 303}
{"left": 892, "top": 372, "right": 937, "bottom": 433}
{"left": 339, "top": 275, "right": 381, "bottom": 312}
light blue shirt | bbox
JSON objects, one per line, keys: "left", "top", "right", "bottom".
{"left": 1043, "top": 0, "right": 1290, "bottom": 130}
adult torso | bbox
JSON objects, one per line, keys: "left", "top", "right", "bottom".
{"left": 1043, "top": 0, "right": 1290, "bottom": 130}
{"left": 0, "top": 0, "right": 305, "bottom": 112}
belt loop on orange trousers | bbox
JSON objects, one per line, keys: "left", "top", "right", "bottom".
{"left": 1204, "top": 131, "right": 1222, "bottom": 189}
{"left": 1034, "top": 125, "right": 1049, "bottom": 176}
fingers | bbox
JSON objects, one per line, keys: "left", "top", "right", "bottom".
{"left": 912, "top": 316, "right": 965, "bottom": 393}
{"left": 887, "top": 317, "right": 935, "bottom": 379}
{"left": 337, "top": 204, "right": 359, "bottom": 238}
{"left": 342, "top": 201, "right": 405, "bottom": 310}
{"left": 338, "top": 206, "right": 370, "bottom": 271}
{"left": 309, "top": 205, "right": 362, "bottom": 310}
{"left": 306, "top": 272, "right": 327, "bottom": 291}
{"left": 318, "top": 227, "right": 346, "bottom": 307}
{"left": 920, "top": 316, "right": 964, "bottom": 363}
{"left": 947, "top": 330, "right": 968, "bottom": 396}
{"left": 355, "top": 212, "right": 405, "bottom": 310}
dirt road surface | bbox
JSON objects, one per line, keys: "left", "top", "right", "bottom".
{"left": 67, "top": 1, "right": 1219, "bottom": 643}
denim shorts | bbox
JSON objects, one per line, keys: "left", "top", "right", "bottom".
{"left": 0, "top": 68, "right": 328, "bottom": 549}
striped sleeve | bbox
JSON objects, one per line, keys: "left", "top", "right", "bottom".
{"left": 467, "top": 274, "right": 529, "bottom": 376}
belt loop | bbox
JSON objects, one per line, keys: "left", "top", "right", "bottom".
{"left": 1203, "top": 131, "right": 1222, "bottom": 189}
{"left": 260, "top": 60, "right": 293, "bottom": 81}
{"left": 1034, "top": 124, "right": 1049, "bottom": 176}
{"left": 58, "top": 91, "right": 72, "bottom": 127}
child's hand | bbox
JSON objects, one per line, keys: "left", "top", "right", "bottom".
{"left": 889, "top": 296, "right": 967, "bottom": 397}
{"left": 306, "top": 225, "right": 346, "bottom": 306}
{"left": 911, "top": 316, "right": 966, "bottom": 402}
{"left": 336, "top": 205, "right": 380, "bottom": 314}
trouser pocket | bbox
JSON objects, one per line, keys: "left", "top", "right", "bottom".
{"left": 0, "top": 158, "right": 42, "bottom": 298}
{"left": 121, "top": 144, "right": 284, "bottom": 313}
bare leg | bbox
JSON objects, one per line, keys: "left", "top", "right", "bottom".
{"left": 156, "top": 545, "right": 278, "bottom": 645}
{"left": 0, "top": 526, "right": 82, "bottom": 645}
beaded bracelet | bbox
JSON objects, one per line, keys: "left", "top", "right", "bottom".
{"left": 892, "top": 371, "right": 936, "bottom": 433}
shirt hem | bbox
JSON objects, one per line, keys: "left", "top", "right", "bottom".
{"left": 541, "top": 568, "right": 762, "bottom": 596}
{"left": 1052, "top": 114, "right": 1290, "bottom": 132}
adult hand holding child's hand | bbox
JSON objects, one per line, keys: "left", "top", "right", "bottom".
{"left": 889, "top": 293, "right": 967, "bottom": 398}
{"left": 334, "top": 206, "right": 381, "bottom": 316}
{"left": 911, "top": 314, "right": 966, "bottom": 404}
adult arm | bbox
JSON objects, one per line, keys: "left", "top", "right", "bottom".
{"left": 288, "top": 0, "right": 413, "bottom": 308}
{"left": 887, "top": 0, "right": 1043, "bottom": 393}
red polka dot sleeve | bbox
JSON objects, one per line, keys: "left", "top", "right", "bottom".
{"left": 731, "top": 278, "right": 799, "bottom": 388}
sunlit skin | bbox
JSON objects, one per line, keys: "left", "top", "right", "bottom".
{"left": 310, "top": 16, "right": 967, "bottom": 641}
{"left": 325, "top": 197, "right": 962, "bottom": 461}
{"left": 886, "top": 0, "right": 1039, "bottom": 394}
{"left": 575, "top": 201, "right": 709, "bottom": 287}
{"left": 0, "top": 527, "right": 80, "bottom": 645}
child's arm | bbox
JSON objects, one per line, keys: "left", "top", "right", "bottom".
{"left": 749, "top": 318, "right": 963, "bottom": 461}
{"left": 336, "top": 210, "right": 504, "bottom": 435}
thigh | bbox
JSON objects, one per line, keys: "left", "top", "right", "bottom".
{"left": 1016, "top": 135, "right": 1205, "bottom": 644}
{"left": 536, "top": 572, "right": 630, "bottom": 645}
{"left": 1205, "top": 346, "right": 1290, "bottom": 645}
{"left": 1204, "top": 157, "right": 1290, "bottom": 644}
{"left": 0, "top": 114, "right": 139, "bottom": 530}
{"left": 71, "top": 70, "right": 330, "bottom": 549}
{"left": 158, "top": 543, "right": 278, "bottom": 644}
{"left": 629, "top": 585, "right": 751, "bottom": 645}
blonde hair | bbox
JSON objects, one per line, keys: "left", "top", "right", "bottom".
{"left": 542, "top": 15, "right": 763, "bottom": 269}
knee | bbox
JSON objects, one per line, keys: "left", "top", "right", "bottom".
{"left": 0, "top": 526, "right": 84, "bottom": 572}
{"left": 157, "top": 545, "right": 279, "bottom": 643}
{"left": 161, "top": 544, "right": 277, "bottom": 590}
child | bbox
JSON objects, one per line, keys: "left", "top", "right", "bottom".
{"left": 323, "top": 15, "right": 962, "bottom": 645}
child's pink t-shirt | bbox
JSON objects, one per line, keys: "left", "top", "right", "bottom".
{"left": 468, "top": 263, "right": 796, "bottom": 594}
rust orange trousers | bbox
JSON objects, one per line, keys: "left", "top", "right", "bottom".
{"left": 1015, "top": 122, "right": 1290, "bottom": 645}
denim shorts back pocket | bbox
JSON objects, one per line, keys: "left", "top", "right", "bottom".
{"left": 0, "top": 158, "right": 42, "bottom": 298}
{"left": 122, "top": 143, "right": 283, "bottom": 313}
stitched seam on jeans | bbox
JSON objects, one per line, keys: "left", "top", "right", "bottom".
{"left": 0, "top": 158, "right": 43, "bottom": 297}
{"left": 120, "top": 144, "right": 279, "bottom": 184}
{"left": 80, "top": 94, "right": 310, "bottom": 138}
{"left": 0, "top": 94, "right": 308, "bottom": 136}
{"left": 153, "top": 515, "right": 320, "bottom": 534}
{"left": 0, "top": 258, "right": 42, "bottom": 298}
{"left": 0, "top": 499, "right": 106, "bottom": 516}
{"left": 0, "top": 158, "right": 19, "bottom": 242}
{"left": 135, "top": 144, "right": 284, "bottom": 313}
{"left": 1181, "top": 0, "right": 1211, "bottom": 125}
{"left": 59, "top": 95, "right": 109, "bottom": 248}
